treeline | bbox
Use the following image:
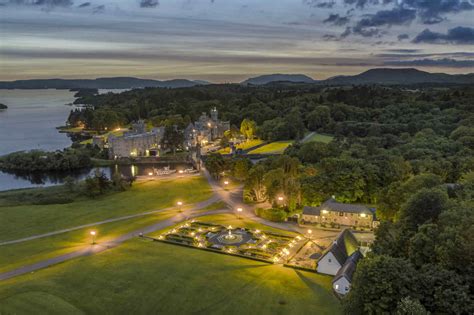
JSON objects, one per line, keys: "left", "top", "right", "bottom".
{"left": 344, "top": 173, "right": 474, "bottom": 314}
{"left": 0, "top": 149, "right": 92, "bottom": 172}
{"left": 67, "top": 84, "right": 473, "bottom": 144}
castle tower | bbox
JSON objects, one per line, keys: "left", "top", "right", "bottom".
{"left": 210, "top": 107, "right": 218, "bottom": 122}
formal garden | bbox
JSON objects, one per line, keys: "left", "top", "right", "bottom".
{"left": 150, "top": 220, "right": 306, "bottom": 264}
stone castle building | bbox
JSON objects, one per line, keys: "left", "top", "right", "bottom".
{"left": 108, "top": 120, "right": 165, "bottom": 158}
{"left": 184, "top": 107, "right": 230, "bottom": 148}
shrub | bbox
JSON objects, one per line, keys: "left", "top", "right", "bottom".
{"left": 255, "top": 208, "right": 287, "bottom": 222}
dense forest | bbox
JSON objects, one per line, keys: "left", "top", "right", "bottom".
{"left": 71, "top": 83, "right": 473, "bottom": 313}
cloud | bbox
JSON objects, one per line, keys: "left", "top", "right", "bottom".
{"left": 397, "top": 33, "right": 410, "bottom": 41}
{"left": 402, "top": 0, "right": 474, "bottom": 24}
{"left": 413, "top": 26, "right": 474, "bottom": 44}
{"left": 92, "top": 4, "right": 104, "bottom": 14}
{"left": 140, "top": 0, "right": 158, "bottom": 8}
{"left": 323, "top": 13, "right": 350, "bottom": 25}
{"left": 385, "top": 58, "right": 474, "bottom": 68}
{"left": 6, "top": 0, "right": 73, "bottom": 6}
{"left": 77, "top": 2, "right": 89, "bottom": 8}
{"left": 340, "top": 7, "right": 416, "bottom": 37}
{"left": 303, "top": 0, "right": 335, "bottom": 9}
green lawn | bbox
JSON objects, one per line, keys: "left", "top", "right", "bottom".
{"left": 0, "top": 210, "right": 176, "bottom": 274}
{"left": 304, "top": 133, "right": 334, "bottom": 144}
{"left": 0, "top": 176, "right": 213, "bottom": 242}
{"left": 248, "top": 141, "right": 294, "bottom": 155}
{"left": 0, "top": 238, "right": 341, "bottom": 314}
{"left": 218, "top": 139, "right": 265, "bottom": 154}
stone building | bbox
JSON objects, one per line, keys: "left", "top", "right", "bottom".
{"left": 184, "top": 107, "right": 230, "bottom": 148}
{"left": 302, "top": 198, "right": 377, "bottom": 229}
{"left": 108, "top": 120, "right": 165, "bottom": 158}
{"left": 316, "top": 229, "right": 362, "bottom": 296}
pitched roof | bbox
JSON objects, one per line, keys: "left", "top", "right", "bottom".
{"left": 303, "top": 198, "right": 374, "bottom": 217}
{"left": 322, "top": 198, "right": 372, "bottom": 214}
{"left": 333, "top": 250, "right": 362, "bottom": 283}
{"left": 320, "top": 229, "right": 359, "bottom": 266}
{"left": 303, "top": 205, "right": 321, "bottom": 216}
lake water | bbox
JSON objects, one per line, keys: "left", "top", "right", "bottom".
{"left": 0, "top": 89, "right": 182, "bottom": 191}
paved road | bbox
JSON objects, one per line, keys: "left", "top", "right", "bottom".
{"left": 0, "top": 208, "right": 231, "bottom": 281}
{"left": 0, "top": 194, "right": 221, "bottom": 246}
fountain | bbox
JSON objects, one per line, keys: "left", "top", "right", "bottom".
{"left": 223, "top": 228, "right": 238, "bottom": 241}
{"left": 209, "top": 225, "right": 250, "bottom": 246}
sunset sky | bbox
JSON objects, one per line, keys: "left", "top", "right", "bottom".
{"left": 1, "top": 0, "right": 473, "bottom": 82}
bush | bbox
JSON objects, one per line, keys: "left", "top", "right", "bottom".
{"left": 255, "top": 208, "right": 287, "bottom": 222}
{"left": 33, "top": 196, "right": 74, "bottom": 205}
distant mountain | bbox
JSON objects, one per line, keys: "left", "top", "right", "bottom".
{"left": 241, "top": 74, "right": 316, "bottom": 85}
{"left": 321, "top": 68, "right": 474, "bottom": 85}
{"left": 0, "top": 77, "right": 210, "bottom": 89}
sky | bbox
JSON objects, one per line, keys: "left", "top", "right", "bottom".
{"left": 0, "top": 0, "right": 473, "bottom": 82}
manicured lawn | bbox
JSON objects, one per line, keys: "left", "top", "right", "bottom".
{"left": 0, "top": 176, "right": 213, "bottom": 242}
{"left": 0, "top": 210, "right": 175, "bottom": 274}
{"left": 218, "top": 139, "right": 265, "bottom": 154}
{"left": 304, "top": 133, "right": 334, "bottom": 144}
{"left": 0, "top": 238, "right": 341, "bottom": 314}
{"left": 248, "top": 141, "right": 294, "bottom": 154}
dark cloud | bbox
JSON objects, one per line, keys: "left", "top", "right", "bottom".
{"left": 385, "top": 58, "right": 474, "bottom": 68}
{"left": 303, "top": 0, "right": 335, "bottom": 9}
{"left": 343, "top": 0, "right": 380, "bottom": 8}
{"left": 385, "top": 49, "right": 420, "bottom": 53}
{"left": 77, "top": 2, "right": 89, "bottom": 8}
{"left": 323, "top": 13, "right": 350, "bottom": 26}
{"left": 7, "top": 0, "right": 73, "bottom": 6}
{"left": 140, "top": 0, "right": 159, "bottom": 8}
{"left": 92, "top": 4, "right": 104, "bottom": 14}
{"left": 397, "top": 33, "right": 410, "bottom": 41}
{"left": 343, "top": 7, "right": 415, "bottom": 37}
{"left": 413, "top": 26, "right": 474, "bottom": 44}
{"left": 403, "top": 0, "right": 474, "bottom": 24}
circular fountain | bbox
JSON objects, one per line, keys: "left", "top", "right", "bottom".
{"left": 208, "top": 226, "right": 252, "bottom": 246}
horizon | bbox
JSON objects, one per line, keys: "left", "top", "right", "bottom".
{"left": 1, "top": 1, "right": 473, "bottom": 82}
{"left": 1, "top": 67, "right": 474, "bottom": 84}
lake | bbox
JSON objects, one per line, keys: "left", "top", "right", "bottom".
{"left": 0, "top": 89, "right": 163, "bottom": 191}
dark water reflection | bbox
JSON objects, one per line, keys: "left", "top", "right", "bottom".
{"left": 0, "top": 163, "right": 191, "bottom": 191}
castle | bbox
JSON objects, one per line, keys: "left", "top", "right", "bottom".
{"left": 108, "top": 108, "right": 229, "bottom": 158}
{"left": 184, "top": 107, "right": 230, "bottom": 148}
{"left": 108, "top": 121, "right": 165, "bottom": 158}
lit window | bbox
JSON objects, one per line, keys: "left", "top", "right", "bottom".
{"left": 335, "top": 284, "right": 339, "bottom": 289}
{"left": 360, "top": 213, "right": 367, "bottom": 218}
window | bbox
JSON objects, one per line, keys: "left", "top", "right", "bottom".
{"left": 335, "top": 284, "right": 339, "bottom": 289}
{"left": 339, "top": 212, "right": 344, "bottom": 216}
{"left": 345, "top": 287, "right": 349, "bottom": 291}
{"left": 355, "top": 220, "right": 358, "bottom": 224}
{"left": 328, "top": 258, "right": 332, "bottom": 263}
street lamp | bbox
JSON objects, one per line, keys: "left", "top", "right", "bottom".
{"left": 90, "top": 230, "right": 97, "bottom": 245}
{"left": 278, "top": 196, "right": 284, "bottom": 201}
{"left": 177, "top": 201, "right": 183, "bottom": 212}
{"left": 307, "top": 229, "right": 313, "bottom": 239}
{"left": 236, "top": 207, "right": 243, "bottom": 219}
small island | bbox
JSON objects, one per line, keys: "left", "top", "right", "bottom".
{"left": 0, "top": 103, "right": 7, "bottom": 110}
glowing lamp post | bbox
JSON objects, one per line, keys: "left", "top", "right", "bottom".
{"left": 148, "top": 172, "right": 153, "bottom": 176}
{"left": 236, "top": 207, "right": 243, "bottom": 219}
{"left": 90, "top": 230, "right": 97, "bottom": 245}
{"left": 177, "top": 201, "right": 183, "bottom": 212}
{"left": 307, "top": 229, "right": 312, "bottom": 239}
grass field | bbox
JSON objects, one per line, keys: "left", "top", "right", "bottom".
{"left": 217, "top": 139, "right": 265, "bottom": 154}
{"left": 0, "top": 210, "right": 176, "bottom": 274}
{"left": 0, "top": 176, "right": 213, "bottom": 242}
{"left": 248, "top": 141, "right": 294, "bottom": 155}
{"left": 304, "top": 133, "right": 334, "bottom": 144}
{"left": 0, "top": 221, "right": 341, "bottom": 314}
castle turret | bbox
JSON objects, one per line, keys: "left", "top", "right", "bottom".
{"left": 210, "top": 107, "right": 218, "bottom": 122}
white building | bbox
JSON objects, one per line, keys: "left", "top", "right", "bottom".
{"left": 316, "top": 229, "right": 363, "bottom": 296}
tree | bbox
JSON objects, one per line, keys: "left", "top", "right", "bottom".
{"left": 244, "top": 164, "right": 266, "bottom": 202}
{"left": 399, "top": 188, "right": 448, "bottom": 230}
{"left": 408, "top": 223, "right": 438, "bottom": 267}
{"left": 396, "top": 297, "right": 429, "bottom": 315}
{"left": 344, "top": 255, "right": 417, "bottom": 315}
{"left": 307, "top": 106, "right": 331, "bottom": 131}
{"left": 232, "top": 158, "right": 251, "bottom": 180}
{"left": 240, "top": 118, "right": 257, "bottom": 140}
{"left": 161, "top": 125, "right": 184, "bottom": 155}
{"left": 204, "top": 153, "right": 227, "bottom": 180}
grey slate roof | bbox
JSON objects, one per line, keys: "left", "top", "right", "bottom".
{"left": 302, "top": 198, "right": 374, "bottom": 216}
{"left": 333, "top": 250, "right": 362, "bottom": 283}
{"left": 321, "top": 229, "right": 359, "bottom": 266}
